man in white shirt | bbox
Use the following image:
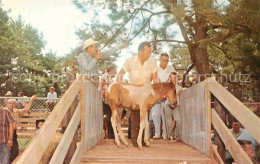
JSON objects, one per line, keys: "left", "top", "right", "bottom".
{"left": 116, "top": 41, "right": 159, "bottom": 147}
{"left": 46, "top": 87, "right": 57, "bottom": 112}
{"left": 150, "top": 53, "right": 175, "bottom": 140}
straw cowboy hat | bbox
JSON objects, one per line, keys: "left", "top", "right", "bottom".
{"left": 5, "top": 91, "right": 12, "bottom": 96}
{"left": 82, "top": 38, "right": 100, "bottom": 50}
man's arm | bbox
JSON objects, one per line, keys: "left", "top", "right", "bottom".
{"left": 116, "top": 68, "right": 126, "bottom": 83}
{"left": 7, "top": 122, "right": 14, "bottom": 148}
{"left": 23, "top": 95, "right": 37, "bottom": 113}
{"left": 102, "top": 42, "right": 128, "bottom": 59}
{"left": 152, "top": 72, "right": 160, "bottom": 83}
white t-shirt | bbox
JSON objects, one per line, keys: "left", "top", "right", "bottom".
{"left": 47, "top": 92, "right": 57, "bottom": 99}
{"left": 157, "top": 65, "right": 176, "bottom": 82}
{"left": 123, "top": 55, "right": 157, "bottom": 85}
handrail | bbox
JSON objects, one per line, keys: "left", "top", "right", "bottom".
{"left": 212, "top": 109, "right": 252, "bottom": 163}
{"left": 208, "top": 79, "right": 260, "bottom": 164}
{"left": 209, "top": 80, "right": 260, "bottom": 143}
{"left": 16, "top": 77, "right": 81, "bottom": 164}
{"left": 49, "top": 103, "right": 81, "bottom": 164}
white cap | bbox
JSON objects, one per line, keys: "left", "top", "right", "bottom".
{"left": 82, "top": 38, "right": 100, "bottom": 50}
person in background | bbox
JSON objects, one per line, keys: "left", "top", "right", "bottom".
{"left": 164, "top": 72, "right": 183, "bottom": 141}
{"left": 226, "top": 120, "right": 243, "bottom": 164}
{"left": 6, "top": 95, "right": 37, "bottom": 163}
{"left": 150, "top": 53, "right": 175, "bottom": 140}
{"left": 98, "top": 65, "right": 117, "bottom": 139}
{"left": 238, "top": 140, "right": 258, "bottom": 163}
{"left": 46, "top": 87, "right": 57, "bottom": 112}
{"left": 5, "top": 91, "right": 12, "bottom": 97}
{"left": 0, "top": 106, "right": 15, "bottom": 164}
{"left": 34, "top": 119, "right": 45, "bottom": 136}
{"left": 17, "top": 92, "right": 29, "bottom": 109}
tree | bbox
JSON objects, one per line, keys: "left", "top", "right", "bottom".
{"left": 0, "top": 4, "right": 63, "bottom": 96}
{"left": 73, "top": 0, "right": 259, "bottom": 101}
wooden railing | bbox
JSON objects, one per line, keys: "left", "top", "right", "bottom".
{"left": 16, "top": 75, "right": 103, "bottom": 164}
{"left": 209, "top": 78, "right": 260, "bottom": 164}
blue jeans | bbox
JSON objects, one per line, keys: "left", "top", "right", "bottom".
{"left": 0, "top": 142, "right": 10, "bottom": 164}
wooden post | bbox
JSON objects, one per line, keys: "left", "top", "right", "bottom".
{"left": 64, "top": 73, "right": 78, "bottom": 164}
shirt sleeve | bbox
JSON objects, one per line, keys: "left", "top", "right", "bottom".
{"left": 54, "top": 92, "right": 57, "bottom": 98}
{"left": 101, "top": 47, "right": 121, "bottom": 59}
{"left": 47, "top": 92, "right": 50, "bottom": 99}
{"left": 122, "top": 58, "right": 131, "bottom": 73}
{"left": 77, "top": 53, "right": 98, "bottom": 72}
{"left": 6, "top": 110, "right": 15, "bottom": 123}
{"left": 151, "top": 57, "right": 157, "bottom": 73}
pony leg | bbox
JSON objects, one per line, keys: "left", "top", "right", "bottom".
{"left": 137, "top": 111, "right": 146, "bottom": 150}
{"left": 116, "top": 108, "right": 129, "bottom": 146}
{"left": 144, "top": 112, "right": 150, "bottom": 147}
{"left": 111, "top": 109, "right": 122, "bottom": 148}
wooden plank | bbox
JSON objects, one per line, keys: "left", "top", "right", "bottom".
{"left": 210, "top": 144, "right": 224, "bottom": 164}
{"left": 211, "top": 109, "right": 253, "bottom": 164}
{"left": 22, "top": 113, "right": 49, "bottom": 117}
{"left": 19, "top": 118, "right": 36, "bottom": 123}
{"left": 205, "top": 80, "right": 212, "bottom": 157}
{"left": 49, "top": 103, "right": 80, "bottom": 164}
{"left": 70, "top": 142, "right": 83, "bottom": 164}
{"left": 209, "top": 81, "right": 260, "bottom": 144}
{"left": 80, "top": 139, "right": 212, "bottom": 163}
{"left": 80, "top": 76, "right": 86, "bottom": 152}
{"left": 16, "top": 76, "right": 81, "bottom": 164}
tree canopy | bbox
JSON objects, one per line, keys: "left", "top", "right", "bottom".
{"left": 72, "top": 0, "right": 259, "bottom": 101}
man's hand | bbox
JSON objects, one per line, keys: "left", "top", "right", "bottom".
{"left": 31, "top": 95, "right": 38, "bottom": 101}
{"left": 94, "top": 53, "right": 102, "bottom": 60}
{"left": 7, "top": 140, "right": 13, "bottom": 148}
{"left": 119, "top": 42, "right": 128, "bottom": 49}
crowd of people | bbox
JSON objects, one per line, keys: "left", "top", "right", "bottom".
{"left": 0, "top": 88, "right": 57, "bottom": 164}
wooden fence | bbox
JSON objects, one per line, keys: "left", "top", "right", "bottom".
{"left": 16, "top": 75, "right": 103, "bottom": 164}
{"left": 179, "top": 80, "right": 211, "bottom": 156}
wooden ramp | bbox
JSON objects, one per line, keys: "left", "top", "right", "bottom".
{"left": 80, "top": 139, "right": 213, "bottom": 164}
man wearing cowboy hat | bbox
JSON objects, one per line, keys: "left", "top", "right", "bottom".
{"left": 77, "top": 38, "right": 128, "bottom": 84}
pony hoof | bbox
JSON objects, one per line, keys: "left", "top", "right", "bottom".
{"left": 124, "top": 142, "right": 129, "bottom": 147}
{"left": 145, "top": 142, "right": 150, "bottom": 147}
{"left": 138, "top": 146, "right": 143, "bottom": 150}
{"left": 118, "top": 144, "right": 123, "bottom": 149}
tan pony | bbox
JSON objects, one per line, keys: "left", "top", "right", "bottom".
{"left": 105, "top": 82, "right": 177, "bottom": 149}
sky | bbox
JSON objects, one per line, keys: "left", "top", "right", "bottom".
{"left": 2, "top": 0, "right": 88, "bottom": 56}
{"left": 1, "top": 0, "right": 184, "bottom": 68}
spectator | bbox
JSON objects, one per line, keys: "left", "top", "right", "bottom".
{"left": 98, "top": 65, "right": 117, "bottom": 139}
{"left": 6, "top": 95, "right": 37, "bottom": 163}
{"left": 238, "top": 140, "right": 257, "bottom": 163}
{"left": 17, "top": 92, "right": 29, "bottom": 109}
{"left": 164, "top": 72, "right": 183, "bottom": 141}
{"left": 34, "top": 119, "right": 45, "bottom": 136}
{"left": 237, "top": 129, "right": 258, "bottom": 154}
{"left": 5, "top": 91, "right": 12, "bottom": 97}
{"left": 226, "top": 120, "right": 243, "bottom": 163}
{"left": 46, "top": 87, "right": 57, "bottom": 112}
{"left": 0, "top": 106, "right": 15, "bottom": 164}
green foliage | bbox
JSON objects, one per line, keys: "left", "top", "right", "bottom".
{"left": 0, "top": 5, "right": 64, "bottom": 97}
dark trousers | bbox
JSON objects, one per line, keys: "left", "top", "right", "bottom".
{"left": 129, "top": 110, "right": 149, "bottom": 144}
{"left": 103, "top": 103, "right": 114, "bottom": 139}
{"left": 10, "top": 130, "right": 19, "bottom": 163}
